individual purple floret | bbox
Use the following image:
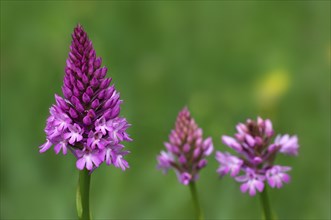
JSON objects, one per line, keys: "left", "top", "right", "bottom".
{"left": 157, "top": 107, "right": 214, "bottom": 185}
{"left": 39, "top": 25, "right": 132, "bottom": 171}
{"left": 216, "top": 117, "right": 299, "bottom": 196}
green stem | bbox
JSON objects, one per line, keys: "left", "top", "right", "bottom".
{"left": 77, "top": 169, "right": 91, "bottom": 220}
{"left": 189, "top": 182, "right": 204, "bottom": 220}
{"left": 259, "top": 186, "right": 273, "bottom": 220}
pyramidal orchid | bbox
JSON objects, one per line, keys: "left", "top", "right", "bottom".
{"left": 157, "top": 107, "right": 213, "bottom": 220}
{"left": 216, "top": 117, "right": 299, "bottom": 219}
{"left": 38, "top": 24, "right": 132, "bottom": 220}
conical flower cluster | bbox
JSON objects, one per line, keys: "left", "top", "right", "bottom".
{"left": 157, "top": 107, "right": 214, "bottom": 185}
{"left": 216, "top": 117, "right": 299, "bottom": 196}
{"left": 39, "top": 25, "right": 132, "bottom": 171}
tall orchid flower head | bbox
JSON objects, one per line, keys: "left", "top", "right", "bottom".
{"left": 216, "top": 117, "right": 299, "bottom": 196}
{"left": 157, "top": 107, "right": 214, "bottom": 185}
{"left": 39, "top": 25, "right": 132, "bottom": 171}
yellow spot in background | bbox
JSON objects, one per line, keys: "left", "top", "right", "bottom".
{"left": 255, "top": 69, "right": 290, "bottom": 110}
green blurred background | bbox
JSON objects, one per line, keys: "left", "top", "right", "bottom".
{"left": 1, "top": 1, "right": 330, "bottom": 219}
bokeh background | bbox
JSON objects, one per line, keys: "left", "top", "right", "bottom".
{"left": 1, "top": 1, "right": 330, "bottom": 219}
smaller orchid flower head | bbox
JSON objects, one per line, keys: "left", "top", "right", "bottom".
{"left": 216, "top": 117, "right": 299, "bottom": 196}
{"left": 157, "top": 107, "right": 214, "bottom": 185}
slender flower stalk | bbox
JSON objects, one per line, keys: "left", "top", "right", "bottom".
{"left": 259, "top": 186, "right": 272, "bottom": 220}
{"left": 77, "top": 169, "right": 91, "bottom": 220}
{"left": 38, "top": 24, "right": 132, "bottom": 219}
{"left": 216, "top": 117, "right": 299, "bottom": 219}
{"left": 157, "top": 107, "right": 213, "bottom": 219}
{"left": 189, "top": 182, "right": 204, "bottom": 220}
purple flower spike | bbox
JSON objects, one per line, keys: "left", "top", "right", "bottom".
{"left": 157, "top": 107, "right": 214, "bottom": 185}
{"left": 216, "top": 117, "right": 299, "bottom": 196}
{"left": 39, "top": 25, "right": 132, "bottom": 171}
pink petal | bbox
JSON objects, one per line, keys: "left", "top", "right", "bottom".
{"left": 39, "top": 140, "right": 52, "bottom": 153}
{"left": 280, "top": 166, "right": 292, "bottom": 172}
{"left": 77, "top": 135, "right": 83, "bottom": 142}
{"left": 265, "top": 119, "right": 273, "bottom": 137}
{"left": 203, "top": 138, "right": 214, "bottom": 156}
{"left": 268, "top": 178, "right": 276, "bottom": 188}
{"left": 91, "top": 154, "right": 101, "bottom": 167}
{"left": 62, "top": 145, "right": 67, "bottom": 155}
{"left": 282, "top": 173, "right": 291, "bottom": 183}
{"left": 164, "top": 142, "right": 173, "bottom": 152}
{"left": 255, "top": 181, "right": 264, "bottom": 192}
{"left": 215, "top": 151, "right": 226, "bottom": 162}
{"left": 86, "top": 158, "right": 93, "bottom": 170}
{"left": 245, "top": 135, "right": 255, "bottom": 147}
{"left": 217, "top": 166, "right": 229, "bottom": 176}
{"left": 248, "top": 185, "right": 257, "bottom": 196}
{"left": 236, "top": 123, "right": 247, "bottom": 134}
{"left": 276, "top": 178, "right": 282, "bottom": 188}
{"left": 63, "top": 133, "right": 71, "bottom": 140}
{"left": 240, "top": 183, "right": 249, "bottom": 193}
{"left": 230, "top": 166, "right": 240, "bottom": 177}
{"left": 105, "top": 149, "right": 113, "bottom": 165}
{"left": 236, "top": 175, "right": 249, "bottom": 182}
{"left": 69, "top": 135, "right": 76, "bottom": 144}
{"left": 54, "top": 143, "right": 61, "bottom": 154}
{"left": 116, "top": 156, "right": 129, "bottom": 170}
{"left": 76, "top": 158, "right": 86, "bottom": 170}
